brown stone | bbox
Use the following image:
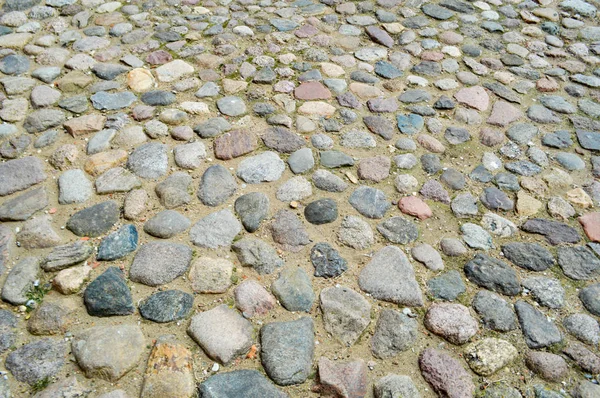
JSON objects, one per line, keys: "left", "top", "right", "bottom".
{"left": 141, "top": 337, "right": 195, "bottom": 398}
{"left": 487, "top": 101, "right": 522, "bottom": 127}
{"left": 214, "top": 130, "right": 258, "bottom": 160}
{"left": 317, "top": 357, "right": 367, "bottom": 398}
{"left": 56, "top": 71, "right": 94, "bottom": 92}
{"left": 357, "top": 156, "right": 390, "bottom": 182}
{"left": 419, "top": 348, "right": 475, "bottom": 398}
{"left": 480, "top": 128, "right": 505, "bottom": 147}
{"left": 94, "top": 12, "right": 125, "bottom": 26}
{"left": 454, "top": 86, "right": 489, "bottom": 111}
{"left": 128, "top": 68, "right": 155, "bottom": 92}
{"left": 398, "top": 196, "right": 432, "bottom": 220}
{"left": 294, "top": 81, "right": 331, "bottom": 100}
{"left": 417, "top": 134, "right": 445, "bottom": 153}
{"left": 84, "top": 150, "right": 128, "bottom": 176}
{"left": 536, "top": 76, "right": 560, "bottom": 92}
{"left": 234, "top": 279, "right": 276, "bottom": 317}
{"left": 563, "top": 342, "right": 600, "bottom": 374}
{"left": 579, "top": 212, "right": 600, "bottom": 242}
{"left": 525, "top": 351, "right": 568, "bottom": 381}
{"left": 421, "top": 51, "right": 444, "bottom": 62}
{"left": 64, "top": 114, "right": 106, "bottom": 136}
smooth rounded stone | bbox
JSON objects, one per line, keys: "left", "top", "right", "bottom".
{"left": 359, "top": 246, "right": 423, "bottom": 306}
{"left": 0, "top": 186, "right": 47, "bottom": 221}
{"left": 129, "top": 242, "right": 192, "bottom": 287}
{"left": 83, "top": 267, "right": 134, "bottom": 317}
{"left": 127, "top": 142, "right": 168, "bottom": 179}
{"left": 199, "top": 370, "right": 287, "bottom": 398}
{"left": 234, "top": 192, "right": 269, "bottom": 233}
{"left": 216, "top": 96, "right": 246, "bottom": 117}
{"left": 155, "top": 172, "right": 192, "bottom": 209}
{"left": 580, "top": 284, "right": 600, "bottom": 318}
{"left": 90, "top": 91, "right": 136, "bottom": 111}
{"left": 525, "top": 351, "right": 569, "bottom": 382}
{"left": 262, "top": 127, "right": 305, "bottom": 154}
{"left": 1, "top": 257, "right": 39, "bottom": 305}
{"left": 174, "top": 142, "right": 206, "bottom": 169}
{"left": 123, "top": 189, "right": 147, "bottom": 221}
{"left": 276, "top": 176, "right": 312, "bottom": 202}
{"left": 316, "top": 357, "right": 367, "bottom": 398}
{"left": 440, "top": 168, "right": 465, "bottom": 190}
{"left": 501, "top": 242, "right": 555, "bottom": 271}
{"left": 190, "top": 209, "right": 242, "bottom": 249}
{"left": 56, "top": 170, "right": 92, "bottom": 205}
{"left": 188, "top": 304, "right": 252, "bottom": 365}
{"left": 450, "top": 193, "right": 478, "bottom": 218}
{"left": 271, "top": 267, "right": 315, "bottom": 312}
{"left": 197, "top": 164, "right": 237, "bottom": 206}
{"left": 140, "top": 90, "right": 176, "bottom": 106}
{"left": 189, "top": 257, "right": 233, "bottom": 294}
{"left": 320, "top": 286, "right": 370, "bottom": 346}
{"left": 310, "top": 242, "right": 347, "bottom": 278}
{"left": 42, "top": 240, "right": 93, "bottom": 272}
{"left": 311, "top": 133, "right": 334, "bottom": 149}
{"left": 340, "top": 130, "right": 376, "bottom": 149}
{"left": 515, "top": 300, "right": 562, "bottom": 349}
{"left": 374, "top": 374, "right": 420, "bottom": 398}
{"left": 481, "top": 213, "right": 517, "bottom": 238}
{"left": 260, "top": 317, "right": 314, "bottom": 386}
{"left": 480, "top": 187, "right": 514, "bottom": 211}
{"left": 558, "top": 246, "right": 600, "bottom": 280}
{"left": 523, "top": 277, "right": 564, "bottom": 309}
{"left": 304, "top": 199, "right": 338, "bottom": 225}
{"left": 72, "top": 325, "right": 144, "bottom": 382}
{"left": 5, "top": 338, "right": 65, "bottom": 385}
{"left": 320, "top": 150, "right": 355, "bottom": 168}
{"left": 460, "top": 223, "right": 493, "bottom": 250}
{"left": 234, "top": 280, "right": 276, "bottom": 318}
{"left": 563, "top": 313, "right": 600, "bottom": 346}
{"left": 312, "top": 169, "right": 348, "bottom": 192}
{"left": 31, "top": 86, "right": 61, "bottom": 108}
{"left": 142, "top": 210, "right": 190, "bottom": 239}
{"left": 438, "top": 238, "right": 466, "bottom": 257}
{"left": 349, "top": 186, "right": 390, "bottom": 219}
{"left": 427, "top": 270, "right": 466, "bottom": 301}
{"left": 288, "top": 148, "right": 314, "bottom": 174}
{"left": 0, "top": 54, "right": 30, "bottom": 75}
{"left": 96, "top": 225, "right": 137, "bottom": 262}
{"left": 370, "top": 309, "right": 418, "bottom": 359}
{"left": 0, "top": 156, "right": 46, "bottom": 197}
{"left": 394, "top": 154, "right": 418, "bottom": 170}
{"left": 237, "top": 151, "right": 285, "bottom": 183}
{"left": 419, "top": 348, "right": 475, "bottom": 398}
{"left": 425, "top": 303, "right": 478, "bottom": 345}
{"left": 194, "top": 117, "right": 231, "bottom": 138}
{"left": 555, "top": 152, "right": 585, "bottom": 171}
{"left": 465, "top": 338, "right": 517, "bottom": 376}
{"left": 464, "top": 253, "right": 521, "bottom": 296}
{"left": 66, "top": 201, "right": 119, "bottom": 238}
{"left": 17, "top": 215, "right": 62, "bottom": 249}
{"left": 233, "top": 238, "right": 284, "bottom": 275}
{"left": 377, "top": 217, "right": 418, "bottom": 244}
{"left": 563, "top": 341, "right": 600, "bottom": 374}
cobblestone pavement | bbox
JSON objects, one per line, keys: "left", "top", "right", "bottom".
{"left": 1, "top": 0, "right": 600, "bottom": 396}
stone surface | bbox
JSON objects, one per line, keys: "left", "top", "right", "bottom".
{"left": 419, "top": 348, "right": 475, "bottom": 398}
{"left": 6, "top": 338, "right": 65, "bottom": 385}
{"left": 320, "top": 286, "right": 370, "bottom": 346}
{"left": 130, "top": 242, "right": 192, "bottom": 286}
{"left": 84, "top": 267, "right": 134, "bottom": 317}
{"left": 424, "top": 303, "right": 479, "bottom": 345}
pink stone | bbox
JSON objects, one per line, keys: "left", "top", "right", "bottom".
{"left": 295, "top": 24, "right": 319, "bottom": 38}
{"left": 421, "top": 51, "right": 444, "bottom": 62}
{"left": 294, "top": 81, "right": 331, "bottom": 100}
{"left": 398, "top": 196, "right": 432, "bottom": 220}
{"left": 358, "top": 156, "right": 391, "bottom": 182}
{"left": 487, "top": 100, "right": 523, "bottom": 127}
{"left": 146, "top": 50, "right": 173, "bottom": 65}
{"left": 317, "top": 357, "right": 367, "bottom": 398}
{"left": 454, "top": 86, "right": 489, "bottom": 111}
{"left": 579, "top": 212, "right": 600, "bottom": 242}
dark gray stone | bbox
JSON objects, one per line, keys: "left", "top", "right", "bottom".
{"left": 473, "top": 290, "right": 517, "bottom": 332}
{"left": 66, "top": 201, "right": 119, "bottom": 237}
{"left": 580, "top": 283, "right": 600, "bottom": 316}
{"left": 427, "top": 270, "right": 466, "bottom": 301}
{"left": 5, "top": 338, "right": 65, "bottom": 385}
{"left": 304, "top": 198, "right": 338, "bottom": 225}
{"left": 139, "top": 290, "right": 193, "bottom": 323}
{"left": 97, "top": 224, "right": 138, "bottom": 261}
{"left": 557, "top": 246, "right": 600, "bottom": 280}
{"left": 501, "top": 242, "right": 555, "bottom": 271}
{"left": 199, "top": 370, "right": 288, "bottom": 398}
{"left": 262, "top": 127, "right": 305, "bottom": 153}
{"left": 349, "top": 186, "right": 390, "bottom": 219}
{"left": 521, "top": 218, "right": 581, "bottom": 245}
{"left": 310, "top": 243, "right": 347, "bottom": 278}
{"left": 143, "top": 210, "right": 191, "bottom": 239}
{"left": 515, "top": 300, "right": 562, "bottom": 349}
{"left": 464, "top": 254, "right": 521, "bottom": 296}
{"left": 480, "top": 187, "right": 514, "bottom": 211}
{"left": 84, "top": 267, "right": 134, "bottom": 317}
{"left": 234, "top": 192, "right": 269, "bottom": 233}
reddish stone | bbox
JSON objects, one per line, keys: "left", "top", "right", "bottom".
{"left": 294, "top": 81, "right": 331, "bottom": 100}
{"left": 399, "top": 196, "right": 432, "bottom": 220}
{"left": 421, "top": 51, "right": 444, "bottom": 62}
{"left": 525, "top": 351, "right": 568, "bottom": 381}
{"left": 579, "top": 212, "right": 600, "bottom": 242}
{"left": 357, "top": 156, "right": 390, "bottom": 182}
{"left": 487, "top": 101, "right": 523, "bottom": 127}
{"left": 419, "top": 348, "right": 475, "bottom": 398}
{"left": 454, "top": 86, "right": 489, "bottom": 111}
{"left": 132, "top": 105, "right": 155, "bottom": 121}
{"left": 479, "top": 128, "right": 505, "bottom": 147}
{"left": 63, "top": 114, "right": 106, "bottom": 136}
{"left": 146, "top": 50, "right": 173, "bottom": 65}
{"left": 317, "top": 357, "right": 367, "bottom": 398}
{"left": 94, "top": 13, "right": 125, "bottom": 26}
{"left": 537, "top": 76, "right": 560, "bottom": 92}
{"left": 295, "top": 24, "right": 319, "bottom": 38}
{"left": 214, "top": 130, "right": 258, "bottom": 160}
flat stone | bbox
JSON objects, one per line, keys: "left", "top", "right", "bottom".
{"left": 464, "top": 253, "right": 521, "bottom": 296}
{"left": 43, "top": 240, "right": 93, "bottom": 271}
{"left": 144, "top": 210, "right": 190, "bottom": 239}
{"left": 419, "top": 348, "right": 475, "bottom": 398}
{"left": 66, "top": 201, "right": 119, "bottom": 237}
{"left": 233, "top": 238, "right": 283, "bottom": 275}
{"left": 234, "top": 280, "right": 276, "bottom": 318}
{"left": 473, "top": 290, "right": 517, "bottom": 332}
{"left": 17, "top": 215, "right": 62, "bottom": 249}
{"left": 95, "top": 167, "right": 141, "bottom": 194}
{"left": 260, "top": 317, "right": 314, "bottom": 386}
{"left": 155, "top": 172, "right": 192, "bottom": 209}
{"left": 349, "top": 186, "right": 390, "bottom": 219}
{"left": 0, "top": 187, "right": 47, "bottom": 221}
{"left": 371, "top": 309, "right": 417, "bottom": 358}
{"left": 465, "top": 338, "right": 517, "bottom": 376}
{"left": 1, "top": 257, "right": 39, "bottom": 305}
{"left": 272, "top": 267, "right": 315, "bottom": 312}
{"left": 515, "top": 300, "right": 562, "bottom": 349}
{"left": 6, "top": 338, "right": 65, "bottom": 385}
{"left": 188, "top": 304, "right": 252, "bottom": 365}
{"left": 521, "top": 218, "right": 581, "bottom": 245}
{"left": 130, "top": 242, "right": 192, "bottom": 286}
{"left": 320, "top": 286, "right": 370, "bottom": 346}
{"left": 359, "top": 245, "right": 423, "bottom": 306}
{"left": 214, "top": 129, "right": 257, "bottom": 160}
{"left": 525, "top": 351, "right": 569, "bottom": 382}
{"left": 425, "top": 303, "right": 478, "bottom": 345}
{"left": 374, "top": 375, "right": 420, "bottom": 398}
{"left": 563, "top": 313, "right": 600, "bottom": 346}
{"left": 501, "top": 242, "right": 554, "bottom": 271}
{"left": 237, "top": 151, "right": 285, "bottom": 183}
{"left": 190, "top": 209, "right": 241, "bottom": 249}
{"left": 0, "top": 157, "right": 46, "bottom": 196}
{"left": 316, "top": 357, "right": 367, "bottom": 398}
{"left": 127, "top": 142, "right": 168, "bottom": 179}
{"left": 199, "top": 370, "right": 287, "bottom": 398}
{"left": 557, "top": 246, "right": 600, "bottom": 280}
{"left": 72, "top": 325, "right": 144, "bottom": 381}
{"left": 189, "top": 257, "right": 233, "bottom": 294}
{"left": 63, "top": 114, "right": 105, "bottom": 136}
